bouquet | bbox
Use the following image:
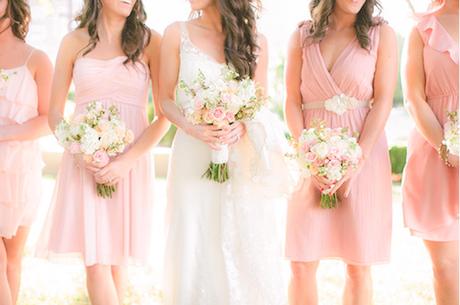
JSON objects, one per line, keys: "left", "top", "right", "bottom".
{"left": 291, "top": 121, "right": 362, "bottom": 208}
{"left": 178, "top": 66, "right": 267, "bottom": 183}
{"left": 443, "top": 111, "right": 459, "bottom": 156}
{"left": 55, "top": 101, "right": 134, "bottom": 198}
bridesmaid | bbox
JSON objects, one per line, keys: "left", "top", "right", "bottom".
{"left": 284, "top": 0, "right": 397, "bottom": 304}
{"left": 0, "top": 0, "right": 53, "bottom": 304}
{"left": 37, "top": 0, "right": 169, "bottom": 304}
{"left": 402, "top": 0, "right": 459, "bottom": 304}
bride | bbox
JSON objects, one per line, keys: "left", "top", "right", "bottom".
{"left": 158, "top": 0, "right": 291, "bottom": 304}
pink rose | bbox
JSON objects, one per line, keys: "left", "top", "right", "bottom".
{"left": 305, "top": 152, "right": 317, "bottom": 162}
{"left": 194, "top": 98, "right": 204, "bottom": 110}
{"left": 328, "top": 159, "right": 341, "bottom": 168}
{"left": 211, "top": 107, "right": 225, "bottom": 121}
{"left": 226, "top": 112, "right": 236, "bottom": 123}
{"left": 69, "top": 142, "right": 81, "bottom": 154}
{"left": 92, "top": 150, "right": 110, "bottom": 167}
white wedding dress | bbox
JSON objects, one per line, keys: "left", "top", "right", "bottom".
{"left": 163, "top": 22, "right": 292, "bottom": 305}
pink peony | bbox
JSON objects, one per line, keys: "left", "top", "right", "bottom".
{"left": 69, "top": 142, "right": 81, "bottom": 154}
{"left": 91, "top": 150, "right": 110, "bottom": 168}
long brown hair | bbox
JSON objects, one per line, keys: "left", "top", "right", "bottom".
{"left": 75, "top": 0, "right": 151, "bottom": 63}
{"left": 307, "top": 0, "right": 383, "bottom": 49}
{"left": 217, "top": 0, "right": 262, "bottom": 80}
{"left": 1, "top": 0, "right": 31, "bottom": 41}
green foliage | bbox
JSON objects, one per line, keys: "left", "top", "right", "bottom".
{"left": 389, "top": 145, "right": 407, "bottom": 175}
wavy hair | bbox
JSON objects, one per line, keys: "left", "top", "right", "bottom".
{"left": 75, "top": 0, "right": 151, "bottom": 63}
{"left": 217, "top": 0, "right": 262, "bottom": 80}
{"left": 307, "top": 0, "right": 383, "bottom": 49}
{"left": 1, "top": 0, "right": 31, "bottom": 41}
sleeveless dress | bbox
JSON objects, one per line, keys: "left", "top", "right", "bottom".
{"left": 37, "top": 56, "right": 155, "bottom": 266}
{"left": 0, "top": 50, "right": 43, "bottom": 239}
{"left": 163, "top": 22, "right": 291, "bottom": 305}
{"left": 402, "top": 14, "right": 459, "bottom": 242}
{"left": 285, "top": 21, "right": 393, "bottom": 265}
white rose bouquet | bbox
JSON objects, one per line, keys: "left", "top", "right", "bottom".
{"left": 178, "top": 66, "right": 267, "bottom": 183}
{"left": 443, "top": 111, "right": 459, "bottom": 156}
{"left": 291, "top": 121, "right": 362, "bottom": 208}
{"left": 55, "top": 101, "right": 135, "bottom": 198}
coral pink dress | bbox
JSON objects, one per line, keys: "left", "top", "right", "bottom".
{"left": 37, "top": 56, "right": 155, "bottom": 266}
{"left": 0, "top": 51, "right": 43, "bottom": 239}
{"left": 402, "top": 15, "right": 459, "bottom": 242}
{"left": 285, "top": 21, "right": 393, "bottom": 265}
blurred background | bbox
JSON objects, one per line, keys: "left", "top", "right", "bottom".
{"left": 19, "top": 0, "right": 437, "bottom": 304}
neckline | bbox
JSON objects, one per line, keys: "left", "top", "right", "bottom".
{"left": 432, "top": 15, "right": 459, "bottom": 48}
{"left": 316, "top": 36, "right": 357, "bottom": 75}
{"left": 75, "top": 55, "right": 128, "bottom": 63}
{"left": 0, "top": 65, "right": 28, "bottom": 72}
{"left": 182, "top": 22, "right": 227, "bottom": 66}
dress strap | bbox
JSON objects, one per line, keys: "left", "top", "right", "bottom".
{"left": 180, "top": 22, "right": 191, "bottom": 44}
{"left": 24, "top": 49, "right": 35, "bottom": 66}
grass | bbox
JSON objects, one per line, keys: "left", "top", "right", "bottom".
{"left": 17, "top": 179, "right": 434, "bottom": 305}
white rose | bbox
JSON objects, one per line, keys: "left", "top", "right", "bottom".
{"left": 80, "top": 128, "right": 100, "bottom": 155}
{"left": 311, "top": 142, "right": 329, "bottom": 159}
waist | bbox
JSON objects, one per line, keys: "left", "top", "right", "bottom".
{"left": 74, "top": 95, "right": 147, "bottom": 109}
{"left": 302, "top": 94, "right": 372, "bottom": 115}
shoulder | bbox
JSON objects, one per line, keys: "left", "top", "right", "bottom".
{"left": 378, "top": 22, "right": 396, "bottom": 42}
{"left": 58, "top": 29, "right": 90, "bottom": 60}
{"left": 146, "top": 28, "right": 162, "bottom": 49}
{"left": 163, "top": 21, "right": 183, "bottom": 39}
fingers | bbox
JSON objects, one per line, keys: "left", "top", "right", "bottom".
{"left": 207, "top": 142, "right": 222, "bottom": 150}
{"left": 312, "top": 176, "right": 330, "bottom": 191}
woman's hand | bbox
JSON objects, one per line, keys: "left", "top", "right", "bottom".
{"left": 219, "top": 122, "right": 246, "bottom": 146}
{"left": 73, "top": 154, "right": 101, "bottom": 173}
{"left": 185, "top": 123, "right": 228, "bottom": 150}
{"left": 94, "top": 156, "right": 134, "bottom": 186}
{"left": 334, "top": 159, "right": 365, "bottom": 200}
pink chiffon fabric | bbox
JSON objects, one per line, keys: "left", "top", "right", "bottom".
{"left": 37, "top": 56, "right": 155, "bottom": 266}
{"left": 0, "top": 55, "right": 43, "bottom": 239}
{"left": 285, "top": 20, "right": 393, "bottom": 265}
{"left": 402, "top": 14, "right": 459, "bottom": 241}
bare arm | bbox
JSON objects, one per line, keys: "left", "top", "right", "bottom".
{"left": 48, "top": 33, "right": 82, "bottom": 131}
{"left": 284, "top": 29, "right": 305, "bottom": 140}
{"left": 402, "top": 26, "right": 444, "bottom": 149}
{"left": 0, "top": 50, "right": 53, "bottom": 141}
{"left": 358, "top": 24, "right": 398, "bottom": 159}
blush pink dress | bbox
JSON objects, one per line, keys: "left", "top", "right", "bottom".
{"left": 402, "top": 15, "right": 459, "bottom": 242}
{"left": 0, "top": 50, "right": 43, "bottom": 239}
{"left": 37, "top": 56, "right": 155, "bottom": 266}
{"left": 285, "top": 21, "right": 393, "bottom": 265}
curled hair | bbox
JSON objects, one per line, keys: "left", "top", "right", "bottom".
{"left": 1, "top": 0, "right": 31, "bottom": 41}
{"left": 307, "top": 0, "right": 383, "bottom": 49}
{"left": 217, "top": 0, "right": 262, "bottom": 79}
{"left": 75, "top": 0, "right": 151, "bottom": 63}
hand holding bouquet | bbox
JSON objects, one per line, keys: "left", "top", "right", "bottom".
{"left": 443, "top": 111, "right": 459, "bottom": 156}
{"left": 179, "top": 66, "right": 267, "bottom": 183}
{"left": 55, "top": 101, "right": 134, "bottom": 198}
{"left": 291, "top": 121, "right": 362, "bottom": 208}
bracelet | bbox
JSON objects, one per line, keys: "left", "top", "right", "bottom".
{"left": 438, "top": 143, "right": 453, "bottom": 167}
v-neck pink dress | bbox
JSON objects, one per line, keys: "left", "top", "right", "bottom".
{"left": 37, "top": 56, "right": 155, "bottom": 266}
{"left": 402, "top": 14, "right": 459, "bottom": 242}
{"left": 0, "top": 51, "right": 43, "bottom": 239}
{"left": 285, "top": 21, "right": 393, "bottom": 265}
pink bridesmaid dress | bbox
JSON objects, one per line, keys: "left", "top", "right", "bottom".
{"left": 37, "top": 56, "right": 155, "bottom": 266}
{"left": 285, "top": 20, "right": 393, "bottom": 265}
{"left": 402, "top": 14, "right": 459, "bottom": 241}
{"left": 0, "top": 50, "right": 43, "bottom": 239}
